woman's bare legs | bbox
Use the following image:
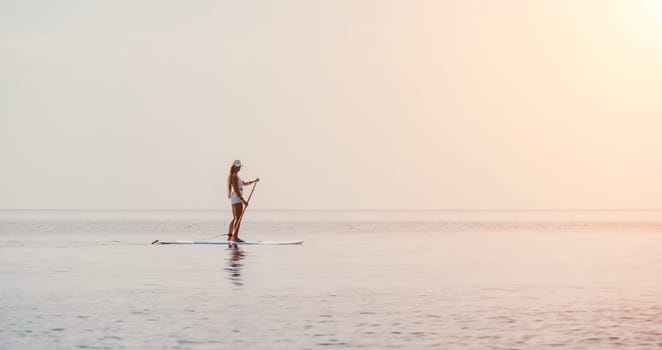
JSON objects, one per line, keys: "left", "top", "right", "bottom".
{"left": 229, "top": 202, "right": 245, "bottom": 242}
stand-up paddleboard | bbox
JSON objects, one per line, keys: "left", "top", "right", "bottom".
{"left": 152, "top": 240, "right": 303, "bottom": 245}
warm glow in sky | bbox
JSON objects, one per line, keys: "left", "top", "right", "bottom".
{"left": 1, "top": 0, "right": 661, "bottom": 210}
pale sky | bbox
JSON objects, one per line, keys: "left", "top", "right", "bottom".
{"left": 1, "top": 0, "right": 661, "bottom": 210}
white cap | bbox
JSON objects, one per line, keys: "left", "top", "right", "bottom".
{"left": 233, "top": 159, "right": 242, "bottom": 167}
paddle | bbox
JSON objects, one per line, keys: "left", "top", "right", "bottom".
{"left": 232, "top": 180, "right": 258, "bottom": 235}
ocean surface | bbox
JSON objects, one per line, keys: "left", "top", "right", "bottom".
{"left": 2, "top": 210, "right": 662, "bottom": 349}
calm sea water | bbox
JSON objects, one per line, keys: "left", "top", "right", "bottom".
{"left": 1, "top": 210, "right": 662, "bottom": 349}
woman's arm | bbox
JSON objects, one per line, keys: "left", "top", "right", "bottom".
{"left": 232, "top": 175, "right": 247, "bottom": 204}
{"left": 242, "top": 178, "right": 260, "bottom": 185}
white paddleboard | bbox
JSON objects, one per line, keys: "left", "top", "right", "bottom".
{"left": 153, "top": 240, "right": 303, "bottom": 245}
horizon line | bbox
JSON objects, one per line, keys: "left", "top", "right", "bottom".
{"left": 2, "top": 208, "right": 662, "bottom": 212}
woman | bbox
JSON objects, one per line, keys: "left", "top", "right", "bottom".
{"left": 227, "top": 159, "right": 259, "bottom": 242}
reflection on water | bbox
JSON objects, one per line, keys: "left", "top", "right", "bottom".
{"left": 224, "top": 244, "right": 245, "bottom": 287}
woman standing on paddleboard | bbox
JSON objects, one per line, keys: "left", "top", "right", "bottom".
{"left": 227, "top": 160, "right": 259, "bottom": 242}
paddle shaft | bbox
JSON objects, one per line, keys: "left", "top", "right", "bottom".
{"left": 233, "top": 181, "right": 258, "bottom": 233}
